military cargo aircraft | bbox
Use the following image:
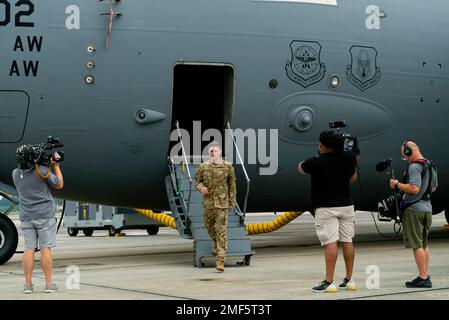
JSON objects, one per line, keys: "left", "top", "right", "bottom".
{"left": 0, "top": 0, "right": 447, "bottom": 264}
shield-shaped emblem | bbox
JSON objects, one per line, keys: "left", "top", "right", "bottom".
{"left": 346, "top": 45, "right": 381, "bottom": 91}
{"left": 286, "top": 41, "right": 326, "bottom": 88}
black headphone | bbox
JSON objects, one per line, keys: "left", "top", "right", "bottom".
{"left": 403, "top": 139, "right": 413, "bottom": 157}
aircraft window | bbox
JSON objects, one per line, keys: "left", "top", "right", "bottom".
{"left": 253, "top": 0, "right": 337, "bottom": 5}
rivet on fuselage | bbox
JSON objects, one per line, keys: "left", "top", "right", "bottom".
{"left": 86, "top": 60, "right": 96, "bottom": 69}
{"left": 87, "top": 45, "right": 96, "bottom": 53}
{"left": 84, "top": 75, "right": 95, "bottom": 85}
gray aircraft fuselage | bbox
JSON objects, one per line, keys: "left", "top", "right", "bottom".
{"left": 0, "top": 0, "right": 447, "bottom": 213}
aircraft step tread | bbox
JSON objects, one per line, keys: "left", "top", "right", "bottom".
{"left": 165, "top": 171, "right": 252, "bottom": 266}
{"left": 194, "top": 238, "right": 253, "bottom": 266}
{"left": 191, "top": 228, "right": 248, "bottom": 239}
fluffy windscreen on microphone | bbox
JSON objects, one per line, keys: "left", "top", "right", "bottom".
{"left": 376, "top": 159, "right": 392, "bottom": 172}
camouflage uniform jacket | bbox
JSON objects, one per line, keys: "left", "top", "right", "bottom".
{"left": 195, "top": 159, "right": 237, "bottom": 209}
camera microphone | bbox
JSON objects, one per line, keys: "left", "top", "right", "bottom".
{"left": 376, "top": 159, "right": 392, "bottom": 172}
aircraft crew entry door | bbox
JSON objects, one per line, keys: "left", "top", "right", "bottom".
{"left": 0, "top": 90, "right": 29, "bottom": 143}
{"left": 170, "top": 63, "right": 235, "bottom": 156}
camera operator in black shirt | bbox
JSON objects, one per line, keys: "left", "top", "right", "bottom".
{"left": 298, "top": 130, "right": 358, "bottom": 293}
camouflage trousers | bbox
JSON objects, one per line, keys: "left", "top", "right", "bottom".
{"left": 204, "top": 208, "right": 228, "bottom": 260}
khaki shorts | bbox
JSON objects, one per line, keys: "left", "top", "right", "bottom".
{"left": 315, "top": 205, "right": 355, "bottom": 246}
{"left": 402, "top": 209, "right": 432, "bottom": 249}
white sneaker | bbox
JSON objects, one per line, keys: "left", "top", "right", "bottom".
{"left": 338, "top": 278, "right": 357, "bottom": 291}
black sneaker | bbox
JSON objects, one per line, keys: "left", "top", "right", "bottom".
{"left": 312, "top": 280, "right": 337, "bottom": 293}
{"left": 405, "top": 277, "right": 432, "bottom": 288}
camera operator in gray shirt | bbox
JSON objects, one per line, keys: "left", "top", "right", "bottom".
{"left": 12, "top": 145, "right": 63, "bottom": 294}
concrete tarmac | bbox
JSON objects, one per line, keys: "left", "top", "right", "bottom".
{"left": 1, "top": 212, "right": 449, "bottom": 300}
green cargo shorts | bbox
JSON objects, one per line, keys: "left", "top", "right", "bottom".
{"left": 402, "top": 209, "right": 432, "bottom": 249}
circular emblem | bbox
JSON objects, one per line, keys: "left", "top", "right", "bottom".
{"left": 293, "top": 45, "right": 319, "bottom": 75}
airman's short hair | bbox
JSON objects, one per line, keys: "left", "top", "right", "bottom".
{"left": 208, "top": 141, "right": 222, "bottom": 150}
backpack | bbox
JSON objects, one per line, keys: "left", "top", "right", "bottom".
{"left": 400, "top": 159, "right": 436, "bottom": 211}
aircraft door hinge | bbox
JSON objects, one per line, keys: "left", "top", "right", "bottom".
{"left": 99, "top": 0, "right": 123, "bottom": 48}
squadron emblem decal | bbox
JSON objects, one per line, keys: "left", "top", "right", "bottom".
{"left": 285, "top": 41, "right": 326, "bottom": 88}
{"left": 346, "top": 45, "right": 381, "bottom": 91}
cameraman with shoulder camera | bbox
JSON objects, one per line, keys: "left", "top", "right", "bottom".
{"left": 389, "top": 140, "right": 437, "bottom": 288}
{"left": 12, "top": 145, "right": 64, "bottom": 294}
{"left": 298, "top": 130, "right": 358, "bottom": 293}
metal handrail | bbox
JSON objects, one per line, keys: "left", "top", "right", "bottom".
{"left": 175, "top": 121, "right": 193, "bottom": 212}
{"left": 226, "top": 122, "right": 251, "bottom": 217}
{"left": 168, "top": 156, "right": 179, "bottom": 194}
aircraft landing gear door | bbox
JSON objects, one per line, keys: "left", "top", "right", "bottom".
{"left": 170, "top": 63, "right": 235, "bottom": 156}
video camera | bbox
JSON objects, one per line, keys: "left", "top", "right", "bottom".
{"left": 17, "top": 136, "right": 65, "bottom": 169}
{"left": 375, "top": 158, "right": 402, "bottom": 223}
{"left": 378, "top": 194, "right": 402, "bottom": 222}
{"left": 328, "top": 121, "right": 360, "bottom": 157}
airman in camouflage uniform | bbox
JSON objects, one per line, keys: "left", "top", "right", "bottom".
{"left": 195, "top": 142, "right": 236, "bottom": 272}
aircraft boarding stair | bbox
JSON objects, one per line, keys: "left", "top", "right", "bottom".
{"left": 165, "top": 122, "right": 253, "bottom": 267}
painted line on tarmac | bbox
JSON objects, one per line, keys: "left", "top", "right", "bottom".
{"left": 4, "top": 271, "right": 195, "bottom": 300}
{"left": 71, "top": 282, "right": 196, "bottom": 300}
{"left": 343, "top": 286, "right": 449, "bottom": 300}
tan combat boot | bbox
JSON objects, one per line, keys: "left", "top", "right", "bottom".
{"left": 216, "top": 259, "right": 224, "bottom": 272}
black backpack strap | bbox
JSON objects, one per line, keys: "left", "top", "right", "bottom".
{"left": 421, "top": 160, "right": 434, "bottom": 201}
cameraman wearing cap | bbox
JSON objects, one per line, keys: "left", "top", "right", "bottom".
{"left": 298, "top": 130, "right": 358, "bottom": 293}
{"left": 389, "top": 140, "right": 438, "bottom": 288}
{"left": 12, "top": 145, "right": 64, "bottom": 294}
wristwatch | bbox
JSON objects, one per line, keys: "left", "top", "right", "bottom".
{"left": 395, "top": 181, "right": 399, "bottom": 188}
